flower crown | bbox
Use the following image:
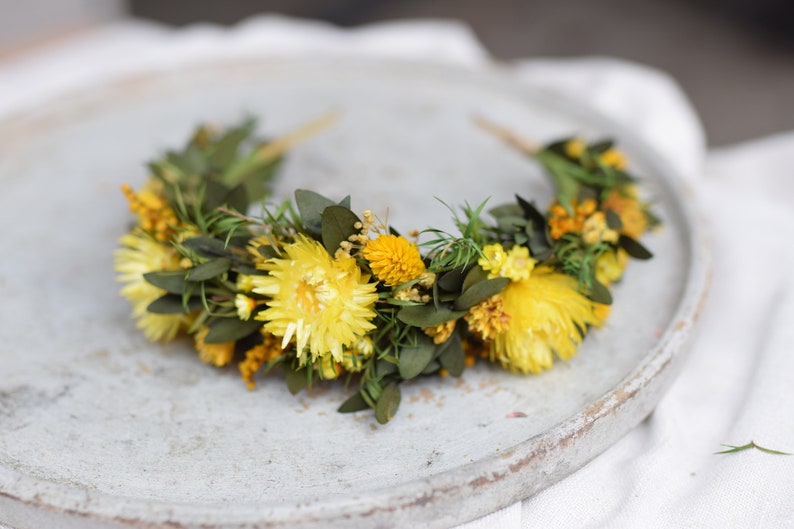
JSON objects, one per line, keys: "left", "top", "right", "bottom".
{"left": 115, "top": 115, "right": 658, "bottom": 423}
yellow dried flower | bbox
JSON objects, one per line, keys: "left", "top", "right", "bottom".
{"left": 602, "top": 189, "right": 648, "bottom": 239}
{"left": 114, "top": 230, "right": 190, "bottom": 341}
{"left": 479, "top": 244, "right": 536, "bottom": 282}
{"left": 600, "top": 148, "right": 628, "bottom": 170}
{"left": 423, "top": 320, "right": 456, "bottom": 345}
{"left": 234, "top": 294, "right": 258, "bottom": 321}
{"left": 581, "top": 211, "right": 619, "bottom": 245}
{"left": 194, "top": 327, "right": 235, "bottom": 367}
{"left": 564, "top": 138, "right": 586, "bottom": 159}
{"left": 121, "top": 181, "right": 181, "bottom": 241}
{"left": 252, "top": 235, "right": 378, "bottom": 364}
{"left": 491, "top": 266, "right": 603, "bottom": 374}
{"left": 465, "top": 295, "right": 511, "bottom": 341}
{"left": 596, "top": 248, "right": 629, "bottom": 286}
{"left": 239, "top": 331, "right": 284, "bottom": 389}
{"left": 341, "top": 336, "right": 374, "bottom": 373}
{"left": 362, "top": 234, "right": 426, "bottom": 287}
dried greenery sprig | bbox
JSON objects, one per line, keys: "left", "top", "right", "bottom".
{"left": 115, "top": 115, "right": 659, "bottom": 423}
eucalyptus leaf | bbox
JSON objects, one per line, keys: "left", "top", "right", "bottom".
{"left": 285, "top": 366, "right": 310, "bottom": 395}
{"left": 461, "top": 265, "right": 488, "bottom": 292}
{"left": 204, "top": 317, "right": 263, "bottom": 343}
{"left": 321, "top": 205, "right": 361, "bottom": 255}
{"left": 186, "top": 257, "right": 232, "bottom": 282}
{"left": 453, "top": 277, "right": 509, "bottom": 310}
{"left": 143, "top": 271, "right": 188, "bottom": 294}
{"left": 437, "top": 268, "right": 466, "bottom": 293}
{"left": 337, "top": 391, "right": 371, "bottom": 413}
{"left": 420, "top": 360, "right": 441, "bottom": 375}
{"left": 605, "top": 209, "right": 623, "bottom": 230}
{"left": 376, "top": 358, "right": 399, "bottom": 377}
{"left": 437, "top": 332, "right": 465, "bottom": 377}
{"left": 375, "top": 383, "right": 401, "bottom": 424}
{"left": 489, "top": 203, "right": 524, "bottom": 218}
{"left": 588, "top": 280, "right": 613, "bottom": 305}
{"left": 206, "top": 118, "right": 255, "bottom": 169}
{"left": 619, "top": 235, "right": 653, "bottom": 260}
{"left": 295, "top": 189, "right": 336, "bottom": 238}
{"left": 397, "top": 304, "right": 466, "bottom": 327}
{"left": 182, "top": 236, "right": 232, "bottom": 258}
{"left": 398, "top": 334, "right": 436, "bottom": 379}
{"left": 147, "top": 294, "right": 204, "bottom": 314}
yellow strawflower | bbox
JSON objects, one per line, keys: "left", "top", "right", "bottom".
{"left": 341, "top": 336, "right": 374, "bottom": 372}
{"left": 600, "top": 148, "right": 628, "bottom": 170}
{"left": 234, "top": 294, "right": 257, "bottom": 321}
{"left": 194, "top": 327, "right": 235, "bottom": 367}
{"left": 479, "top": 244, "right": 536, "bottom": 282}
{"left": 423, "top": 320, "right": 456, "bottom": 345}
{"left": 252, "top": 235, "right": 378, "bottom": 364}
{"left": 602, "top": 187, "right": 648, "bottom": 239}
{"left": 362, "top": 234, "right": 426, "bottom": 286}
{"left": 491, "top": 266, "right": 603, "bottom": 374}
{"left": 595, "top": 248, "right": 629, "bottom": 287}
{"left": 114, "top": 230, "right": 189, "bottom": 341}
{"left": 465, "top": 295, "right": 511, "bottom": 341}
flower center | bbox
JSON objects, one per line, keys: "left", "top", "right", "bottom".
{"left": 295, "top": 280, "right": 322, "bottom": 314}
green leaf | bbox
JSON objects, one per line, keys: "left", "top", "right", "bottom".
{"left": 143, "top": 271, "right": 188, "bottom": 294}
{"left": 398, "top": 334, "right": 436, "bottom": 379}
{"left": 714, "top": 440, "right": 791, "bottom": 456}
{"left": 182, "top": 236, "right": 233, "bottom": 258}
{"left": 204, "top": 317, "right": 263, "bottom": 343}
{"left": 295, "top": 189, "right": 336, "bottom": 238}
{"left": 453, "top": 277, "right": 509, "bottom": 311}
{"left": 489, "top": 203, "right": 524, "bottom": 219}
{"left": 285, "top": 366, "right": 310, "bottom": 395}
{"left": 605, "top": 209, "right": 623, "bottom": 230}
{"left": 321, "top": 205, "right": 361, "bottom": 254}
{"left": 619, "top": 235, "right": 653, "bottom": 260}
{"left": 186, "top": 258, "right": 232, "bottom": 282}
{"left": 147, "top": 295, "right": 204, "bottom": 314}
{"left": 588, "top": 280, "right": 613, "bottom": 305}
{"left": 375, "top": 382, "right": 401, "bottom": 424}
{"left": 337, "top": 392, "right": 371, "bottom": 413}
{"left": 437, "top": 332, "right": 465, "bottom": 377}
{"left": 397, "top": 304, "right": 466, "bottom": 327}
{"left": 206, "top": 118, "right": 255, "bottom": 169}
{"left": 437, "top": 268, "right": 466, "bottom": 293}
{"left": 461, "top": 265, "right": 488, "bottom": 292}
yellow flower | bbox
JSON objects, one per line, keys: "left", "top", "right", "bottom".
{"left": 238, "top": 331, "right": 284, "bottom": 389}
{"left": 465, "top": 295, "right": 510, "bottom": 341}
{"left": 423, "top": 320, "right": 456, "bottom": 344}
{"left": 114, "top": 230, "right": 189, "bottom": 341}
{"left": 602, "top": 188, "right": 648, "bottom": 239}
{"left": 194, "top": 326, "right": 235, "bottom": 367}
{"left": 252, "top": 235, "right": 378, "bottom": 364}
{"left": 547, "top": 199, "right": 598, "bottom": 240}
{"left": 341, "top": 336, "right": 374, "bottom": 372}
{"left": 121, "top": 180, "right": 181, "bottom": 241}
{"left": 491, "top": 266, "right": 603, "bottom": 374}
{"left": 564, "top": 138, "right": 586, "bottom": 159}
{"left": 581, "top": 212, "right": 619, "bottom": 245}
{"left": 600, "top": 148, "right": 628, "bottom": 170}
{"left": 316, "top": 355, "right": 342, "bottom": 380}
{"left": 479, "top": 244, "right": 536, "bottom": 282}
{"left": 235, "top": 294, "right": 257, "bottom": 321}
{"left": 362, "top": 234, "right": 426, "bottom": 286}
{"left": 595, "top": 248, "right": 628, "bottom": 286}
{"left": 236, "top": 273, "right": 256, "bottom": 293}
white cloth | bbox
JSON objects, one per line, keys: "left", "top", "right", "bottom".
{"left": 1, "top": 15, "right": 792, "bottom": 529}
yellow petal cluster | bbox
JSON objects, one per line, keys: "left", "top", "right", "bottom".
{"left": 194, "top": 327, "right": 235, "bottom": 367}
{"left": 362, "top": 234, "right": 426, "bottom": 286}
{"left": 491, "top": 266, "right": 603, "bottom": 374}
{"left": 478, "top": 244, "right": 536, "bottom": 282}
{"left": 114, "top": 230, "right": 189, "bottom": 341}
{"left": 252, "top": 236, "right": 378, "bottom": 364}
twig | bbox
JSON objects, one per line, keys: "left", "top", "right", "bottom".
{"left": 255, "top": 111, "right": 339, "bottom": 164}
{"left": 472, "top": 115, "right": 540, "bottom": 155}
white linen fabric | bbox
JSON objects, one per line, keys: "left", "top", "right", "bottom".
{"left": 1, "top": 15, "right": 791, "bottom": 529}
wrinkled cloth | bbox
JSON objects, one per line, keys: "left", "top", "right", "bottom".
{"left": 1, "top": 16, "right": 791, "bottom": 529}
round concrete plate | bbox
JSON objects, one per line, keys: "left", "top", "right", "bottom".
{"left": 0, "top": 58, "right": 709, "bottom": 529}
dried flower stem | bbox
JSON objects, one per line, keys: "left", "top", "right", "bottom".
{"left": 472, "top": 115, "right": 540, "bottom": 154}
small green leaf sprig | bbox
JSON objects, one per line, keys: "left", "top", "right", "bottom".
{"left": 115, "top": 115, "right": 659, "bottom": 424}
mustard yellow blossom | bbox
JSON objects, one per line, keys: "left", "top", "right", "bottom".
{"left": 252, "top": 235, "right": 378, "bottom": 364}
{"left": 602, "top": 188, "right": 648, "bottom": 239}
{"left": 121, "top": 181, "right": 181, "bottom": 241}
{"left": 423, "top": 320, "right": 456, "bottom": 345}
{"left": 548, "top": 199, "right": 598, "bottom": 240}
{"left": 465, "top": 295, "right": 511, "bottom": 341}
{"left": 239, "top": 331, "right": 283, "bottom": 389}
{"left": 114, "top": 230, "right": 189, "bottom": 341}
{"left": 564, "top": 138, "right": 586, "bottom": 159}
{"left": 362, "top": 234, "right": 426, "bottom": 286}
{"left": 195, "top": 327, "right": 235, "bottom": 367}
{"left": 600, "top": 148, "right": 628, "bottom": 170}
{"left": 491, "top": 266, "right": 603, "bottom": 374}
